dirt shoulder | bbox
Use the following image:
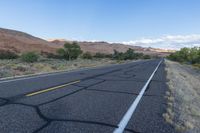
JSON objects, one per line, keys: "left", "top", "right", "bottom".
{"left": 0, "top": 58, "right": 130, "bottom": 79}
{"left": 164, "top": 59, "right": 200, "bottom": 133}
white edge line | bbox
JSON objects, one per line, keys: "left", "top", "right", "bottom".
{"left": 0, "top": 60, "right": 145, "bottom": 84}
{"left": 113, "top": 59, "right": 163, "bottom": 133}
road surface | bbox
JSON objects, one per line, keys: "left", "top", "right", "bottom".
{"left": 0, "top": 59, "right": 175, "bottom": 133}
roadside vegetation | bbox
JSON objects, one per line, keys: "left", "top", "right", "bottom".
{"left": 165, "top": 47, "right": 200, "bottom": 133}
{"left": 0, "top": 42, "right": 152, "bottom": 78}
{"left": 0, "top": 49, "right": 18, "bottom": 59}
{"left": 21, "top": 52, "right": 39, "bottom": 63}
{"left": 57, "top": 42, "right": 82, "bottom": 60}
{"left": 167, "top": 47, "right": 200, "bottom": 68}
{"left": 164, "top": 60, "right": 200, "bottom": 133}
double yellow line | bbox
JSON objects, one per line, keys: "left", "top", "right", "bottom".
{"left": 26, "top": 80, "right": 80, "bottom": 97}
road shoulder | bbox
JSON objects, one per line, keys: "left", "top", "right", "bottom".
{"left": 164, "top": 59, "right": 200, "bottom": 133}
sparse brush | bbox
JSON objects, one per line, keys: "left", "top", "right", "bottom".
{"left": 164, "top": 59, "right": 200, "bottom": 132}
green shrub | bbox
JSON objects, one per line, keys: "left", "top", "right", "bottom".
{"left": 112, "top": 49, "right": 146, "bottom": 60}
{"left": 82, "top": 52, "right": 93, "bottom": 59}
{"left": 143, "top": 54, "right": 151, "bottom": 59}
{"left": 21, "top": 52, "right": 39, "bottom": 63}
{"left": 124, "top": 48, "right": 144, "bottom": 60}
{"left": 94, "top": 52, "right": 106, "bottom": 58}
{"left": 57, "top": 42, "right": 82, "bottom": 60}
{"left": 104, "top": 54, "right": 113, "bottom": 58}
{"left": 167, "top": 47, "right": 200, "bottom": 64}
{"left": 0, "top": 50, "right": 18, "bottom": 59}
{"left": 112, "top": 50, "right": 125, "bottom": 60}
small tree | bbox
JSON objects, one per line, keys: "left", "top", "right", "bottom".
{"left": 21, "top": 52, "right": 39, "bottom": 63}
{"left": 124, "top": 48, "right": 136, "bottom": 60}
{"left": 112, "top": 50, "right": 125, "bottom": 60}
{"left": 57, "top": 42, "right": 82, "bottom": 60}
{"left": 188, "top": 47, "right": 199, "bottom": 64}
{"left": 82, "top": 52, "right": 93, "bottom": 59}
{"left": 167, "top": 47, "right": 200, "bottom": 64}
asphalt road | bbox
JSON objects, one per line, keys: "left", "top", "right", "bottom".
{"left": 0, "top": 59, "right": 175, "bottom": 133}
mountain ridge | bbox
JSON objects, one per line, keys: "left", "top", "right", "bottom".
{"left": 0, "top": 28, "right": 172, "bottom": 56}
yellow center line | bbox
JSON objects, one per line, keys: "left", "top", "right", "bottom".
{"left": 26, "top": 80, "right": 80, "bottom": 97}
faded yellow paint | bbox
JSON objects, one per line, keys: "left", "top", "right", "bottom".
{"left": 26, "top": 80, "right": 80, "bottom": 97}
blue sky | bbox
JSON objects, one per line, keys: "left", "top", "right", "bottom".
{"left": 0, "top": 0, "right": 200, "bottom": 49}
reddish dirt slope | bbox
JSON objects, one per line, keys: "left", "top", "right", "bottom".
{"left": 0, "top": 28, "right": 172, "bottom": 56}
{"left": 50, "top": 39, "right": 172, "bottom": 57}
{"left": 0, "top": 28, "right": 56, "bottom": 53}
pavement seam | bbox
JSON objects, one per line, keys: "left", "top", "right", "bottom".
{"left": 114, "top": 60, "right": 163, "bottom": 133}
{"left": 2, "top": 102, "right": 141, "bottom": 133}
{"left": 1, "top": 68, "right": 121, "bottom": 102}
{"left": 0, "top": 60, "right": 144, "bottom": 104}
{"left": 38, "top": 79, "right": 106, "bottom": 106}
{"left": 33, "top": 122, "right": 51, "bottom": 133}
{"left": 33, "top": 119, "right": 140, "bottom": 133}
{"left": 86, "top": 89, "right": 139, "bottom": 96}
{"left": 95, "top": 78, "right": 147, "bottom": 83}
{"left": 0, "top": 59, "right": 158, "bottom": 133}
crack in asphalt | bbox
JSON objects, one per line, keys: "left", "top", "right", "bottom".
{"left": 86, "top": 89, "right": 139, "bottom": 95}
{"left": 33, "top": 122, "right": 50, "bottom": 133}
{"left": 3, "top": 102, "right": 140, "bottom": 133}
{"left": 0, "top": 97, "right": 9, "bottom": 106}
{"left": 33, "top": 120, "right": 140, "bottom": 133}
{"left": 86, "top": 89, "right": 163, "bottom": 97}
{"left": 37, "top": 79, "right": 106, "bottom": 106}
{"left": 2, "top": 68, "right": 122, "bottom": 102}
{"left": 0, "top": 61, "right": 159, "bottom": 133}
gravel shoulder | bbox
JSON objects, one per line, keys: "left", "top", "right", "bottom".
{"left": 0, "top": 58, "right": 128, "bottom": 79}
{"left": 164, "top": 59, "right": 200, "bottom": 133}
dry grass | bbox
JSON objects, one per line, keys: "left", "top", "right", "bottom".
{"left": 164, "top": 59, "right": 200, "bottom": 133}
{"left": 0, "top": 58, "right": 127, "bottom": 78}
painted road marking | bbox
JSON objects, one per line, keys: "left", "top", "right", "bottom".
{"left": 113, "top": 60, "right": 163, "bottom": 133}
{"left": 26, "top": 80, "right": 80, "bottom": 97}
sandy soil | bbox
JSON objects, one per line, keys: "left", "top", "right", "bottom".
{"left": 164, "top": 60, "right": 200, "bottom": 133}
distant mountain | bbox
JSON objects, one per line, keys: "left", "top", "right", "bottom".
{"left": 49, "top": 39, "right": 172, "bottom": 57}
{"left": 0, "top": 28, "right": 56, "bottom": 53}
{"left": 0, "top": 28, "right": 172, "bottom": 56}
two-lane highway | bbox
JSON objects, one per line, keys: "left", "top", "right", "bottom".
{"left": 0, "top": 59, "right": 175, "bottom": 133}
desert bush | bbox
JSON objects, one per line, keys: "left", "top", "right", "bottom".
{"left": 21, "top": 52, "right": 39, "bottom": 63}
{"left": 0, "top": 50, "right": 18, "bottom": 59}
{"left": 124, "top": 48, "right": 144, "bottom": 60}
{"left": 41, "top": 51, "right": 61, "bottom": 59}
{"left": 82, "top": 52, "right": 93, "bottom": 59}
{"left": 124, "top": 48, "right": 135, "bottom": 60}
{"left": 112, "top": 49, "right": 146, "bottom": 60}
{"left": 143, "top": 54, "right": 151, "bottom": 59}
{"left": 93, "top": 52, "right": 113, "bottom": 59}
{"left": 57, "top": 42, "right": 82, "bottom": 60}
{"left": 94, "top": 52, "right": 106, "bottom": 58}
{"left": 112, "top": 50, "right": 125, "bottom": 60}
{"left": 167, "top": 47, "right": 200, "bottom": 64}
{"left": 104, "top": 54, "right": 113, "bottom": 58}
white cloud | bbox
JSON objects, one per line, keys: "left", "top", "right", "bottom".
{"left": 122, "top": 35, "right": 200, "bottom": 50}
